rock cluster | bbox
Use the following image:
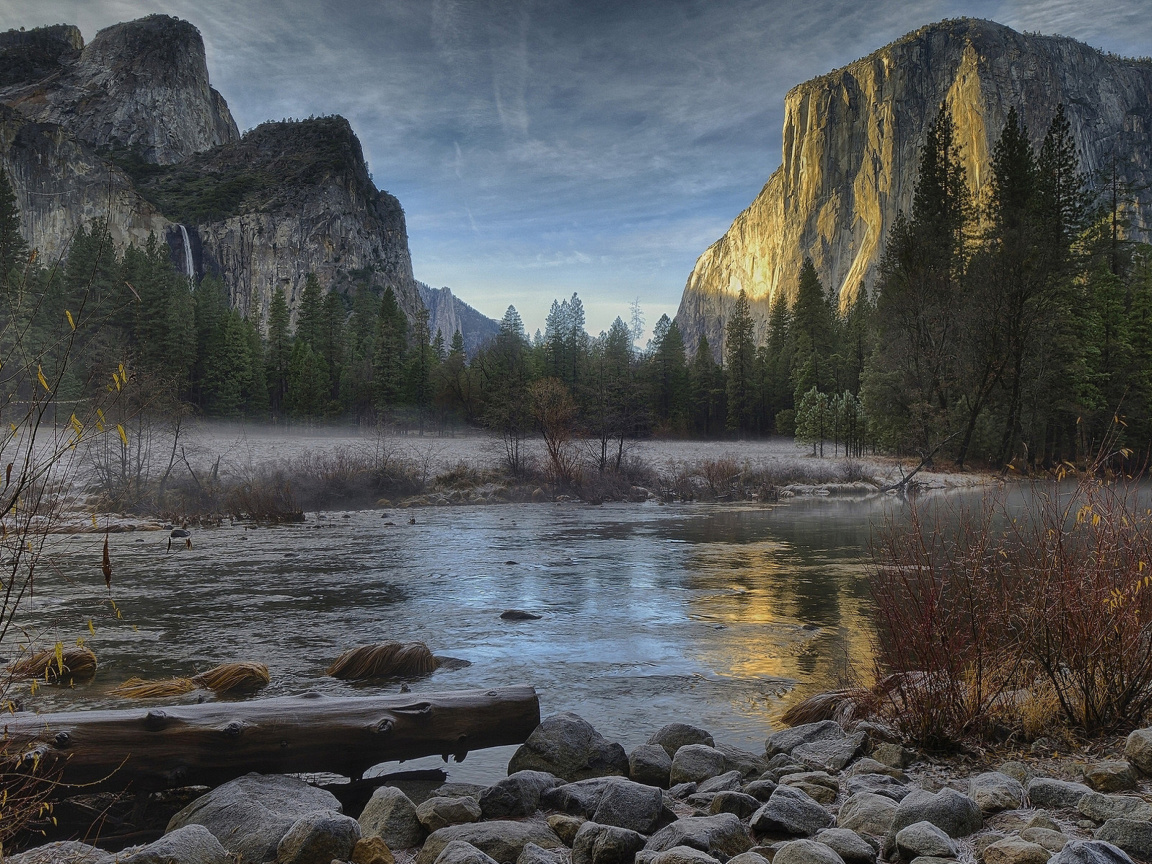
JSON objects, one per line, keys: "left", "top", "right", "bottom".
{"left": 17, "top": 716, "right": 1152, "bottom": 864}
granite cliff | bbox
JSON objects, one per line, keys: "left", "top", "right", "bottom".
{"left": 676, "top": 18, "right": 1152, "bottom": 354}
{"left": 418, "top": 283, "right": 500, "bottom": 358}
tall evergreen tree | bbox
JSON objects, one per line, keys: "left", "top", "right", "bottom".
{"left": 295, "top": 273, "right": 324, "bottom": 348}
{"left": 0, "top": 168, "right": 27, "bottom": 286}
{"left": 725, "top": 289, "right": 756, "bottom": 433}
{"left": 373, "top": 287, "right": 407, "bottom": 409}
{"left": 265, "top": 288, "right": 291, "bottom": 415}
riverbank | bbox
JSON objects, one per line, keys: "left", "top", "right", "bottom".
{"left": 9, "top": 709, "right": 1150, "bottom": 864}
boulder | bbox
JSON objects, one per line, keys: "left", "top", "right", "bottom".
{"left": 4, "top": 842, "right": 114, "bottom": 864}
{"left": 767, "top": 722, "right": 846, "bottom": 758}
{"left": 1026, "top": 813, "right": 1062, "bottom": 831}
{"left": 417, "top": 797, "right": 483, "bottom": 833}
{"left": 894, "top": 821, "right": 957, "bottom": 861}
{"left": 434, "top": 841, "right": 501, "bottom": 864}
{"left": 481, "top": 771, "right": 562, "bottom": 820}
{"left": 360, "top": 786, "right": 426, "bottom": 850}
{"left": 1020, "top": 828, "right": 1068, "bottom": 853}
{"left": 572, "top": 822, "right": 647, "bottom": 864}
{"left": 781, "top": 772, "right": 839, "bottom": 793}
{"left": 352, "top": 837, "right": 397, "bottom": 864}
{"left": 166, "top": 773, "right": 344, "bottom": 863}
{"left": 631, "top": 744, "right": 674, "bottom": 788}
{"left": 1027, "top": 778, "right": 1093, "bottom": 810}
{"left": 543, "top": 778, "right": 619, "bottom": 817}
{"left": 699, "top": 771, "right": 747, "bottom": 794}
{"left": 837, "top": 793, "right": 898, "bottom": 837}
{"left": 750, "top": 785, "right": 835, "bottom": 838}
{"left": 649, "top": 724, "right": 717, "bottom": 758}
{"left": 669, "top": 782, "right": 698, "bottom": 799}
{"left": 118, "top": 826, "right": 229, "bottom": 864}
{"left": 547, "top": 813, "right": 585, "bottom": 845}
{"left": 774, "top": 838, "right": 847, "bottom": 864}
{"left": 792, "top": 733, "right": 868, "bottom": 774}
{"left": 1093, "top": 819, "right": 1152, "bottom": 860}
{"left": 889, "top": 789, "right": 982, "bottom": 839}
{"left": 743, "top": 779, "right": 779, "bottom": 802}
{"left": 787, "top": 781, "right": 837, "bottom": 806}
{"left": 591, "top": 779, "right": 665, "bottom": 834}
{"left": 276, "top": 810, "right": 361, "bottom": 864}
{"left": 870, "top": 744, "right": 915, "bottom": 770}
{"left": 1078, "top": 792, "right": 1152, "bottom": 823}
{"left": 982, "top": 837, "right": 1059, "bottom": 864}
{"left": 643, "top": 847, "right": 724, "bottom": 864}
{"left": 417, "top": 822, "right": 565, "bottom": 864}
{"left": 645, "top": 814, "right": 754, "bottom": 859}
{"left": 968, "top": 772, "right": 1026, "bottom": 814}
{"left": 729, "top": 853, "right": 772, "bottom": 864}
{"left": 1122, "top": 728, "right": 1152, "bottom": 775}
{"left": 671, "top": 745, "right": 729, "bottom": 785}
{"left": 716, "top": 743, "right": 770, "bottom": 778}
{"left": 847, "top": 759, "right": 907, "bottom": 781}
{"left": 999, "top": 762, "right": 1033, "bottom": 785}
{"left": 508, "top": 713, "right": 629, "bottom": 781}
{"left": 1050, "top": 840, "right": 1136, "bottom": 864}
{"left": 1084, "top": 763, "right": 1138, "bottom": 793}
{"left": 435, "top": 784, "right": 489, "bottom": 800}
{"left": 813, "top": 829, "right": 877, "bottom": 864}
{"left": 845, "top": 774, "right": 910, "bottom": 802}
{"left": 710, "top": 791, "right": 762, "bottom": 819}
{"left": 518, "top": 843, "right": 565, "bottom": 864}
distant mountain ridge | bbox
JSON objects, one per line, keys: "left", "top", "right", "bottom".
{"left": 675, "top": 18, "right": 1152, "bottom": 354}
{"left": 417, "top": 283, "right": 500, "bottom": 357}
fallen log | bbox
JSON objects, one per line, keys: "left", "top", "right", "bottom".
{"left": 2, "top": 685, "right": 539, "bottom": 793}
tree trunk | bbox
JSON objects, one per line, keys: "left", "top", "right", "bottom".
{"left": 4, "top": 686, "right": 539, "bottom": 793}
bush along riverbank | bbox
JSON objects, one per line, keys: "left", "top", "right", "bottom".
{"left": 12, "top": 711, "right": 1152, "bottom": 864}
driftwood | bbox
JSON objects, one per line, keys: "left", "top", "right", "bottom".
{"left": 2, "top": 685, "right": 540, "bottom": 793}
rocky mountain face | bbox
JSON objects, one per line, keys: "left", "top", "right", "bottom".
{"left": 418, "top": 283, "right": 500, "bottom": 357}
{"left": 676, "top": 18, "right": 1152, "bottom": 354}
{"left": 0, "top": 16, "right": 422, "bottom": 327}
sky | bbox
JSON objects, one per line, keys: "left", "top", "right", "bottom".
{"left": 2, "top": 0, "right": 1151, "bottom": 339}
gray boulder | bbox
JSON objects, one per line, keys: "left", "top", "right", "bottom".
{"left": 360, "top": 785, "right": 426, "bottom": 850}
{"left": 642, "top": 847, "right": 724, "bottom": 864}
{"left": 166, "top": 773, "right": 344, "bottom": 863}
{"left": 1094, "top": 819, "right": 1152, "bottom": 860}
{"left": 508, "top": 713, "right": 629, "bottom": 782}
{"left": 981, "top": 837, "right": 1051, "bottom": 864}
{"left": 1027, "top": 777, "right": 1093, "bottom": 810}
{"left": 1026, "top": 813, "right": 1062, "bottom": 831}
{"left": 543, "top": 778, "right": 619, "bottom": 817}
{"left": 999, "top": 762, "right": 1033, "bottom": 785}
{"left": 1084, "top": 762, "right": 1138, "bottom": 793}
{"left": 4, "top": 842, "right": 114, "bottom": 864}
{"left": 572, "top": 822, "right": 647, "bottom": 864}
{"left": 417, "top": 797, "right": 483, "bottom": 832}
{"left": 1079, "top": 792, "right": 1152, "bottom": 823}
{"left": 870, "top": 744, "right": 915, "bottom": 770}
{"left": 631, "top": 744, "right": 674, "bottom": 788}
{"left": 436, "top": 783, "right": 489, "bottom": 800}
{"left": 518, "top": 843, "right": 566, "bottom": 864}
{"left": 716, "top": 743, "right": 770, "bottom": 778}
{"left": 1051, "top": 840, "right": 1136, "bottom": 864}
{"left": 846, "top": 759, "right": 906, "bottom": 781}
{"left": 1021, "top": 828, "right": 1069, "bottom": 853}
{"left": 743, "top": 779, "right": 779, "bottom": 801}
{"left": 671, "top": 745, "right": 729, "bottom": 785}
{"left": 645, "top": 814, "right": 754, "bottom": 858}
{"left": 709, "top": 791, "right": 762, "bottom": 819}
{"left": 547, "top": 813, "right": 585, "bottom": 845}
{"left": 1123, "top": 728, "right": 1152, "bottom": 775}
{"left": 119, "top": 826, "right": 229, "bottom": 864}
{"left": 767, "top": 722, "right": 845, "bottom": 758}
{"left": 845, "top": 774, "right": 909, "bottom": 802}
{"left": 750, "top": 785, "right": 835, "bottom": 838}
{"left": 837, "top": 793, "right": 898, "bottom": 837}
{"left": 481, "top": 771, "right": 562, "bottom": 819}
{"left": 889, "top": 788, "right": 982, "bottom": 839}
{"left": 814, "top": 828, "right": 878, "bottom": 864}
{"left": 592, "top": 778, "right": 665, "bottom": 834}
{"left": 649, "top": 723, "right": 717, "bottom": 758}
{"left": 793, "top": 733, "right": 868, "bottom": 774}
{"left": 418, "top": 822, "right": 565, "bottom": 864}
{"left": 729, "top": 853, "right": 772, "bottom": 864}
{"left": 968, "top": 772, "right": 1026, "bottom": 814}
{"left": 699, "top": 771, "right": 747, "bottom": 794}
{"left": 894, "top": 821, "right": 957, "bottom": 861}
{"left": 774, "top": 839, "right": 847, "bottom": 864}
{"left": 276, "top": 810, "right": 361, "bottom": 864}
{"left": 435, "top": 841, "right": 502, "bottom": 864}
{"left": 669, "top": 782, "right": 698, "bottom": 799}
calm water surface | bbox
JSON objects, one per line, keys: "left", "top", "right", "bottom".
{"left": 18, "top": 496, "right": 924, "bottom": 783}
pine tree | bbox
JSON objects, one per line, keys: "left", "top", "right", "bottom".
{"left": 373, "top": 286, "right": 407, "bottom": 409}
{"left": 285, "top": 339, "right": 327, "bottom": 417}
{"left": 295, "top": 273, "right": 324, "bottom": 348}
{"left": 0, "top": 168, "right": 27, "bottom": 286}
{"left": 791, "top": 257, "right": 835, "bottom": 395}
{"left": 725, "top": 289, "right": 756, "bottom": 433}
{"left": 649, "top": 314, "right": 689, "bottom": 430}
{"left": 266, "top": 288, "right": 291, "bottom": 415}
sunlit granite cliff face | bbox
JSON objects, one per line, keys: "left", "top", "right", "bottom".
{"left": 676, "top": 18, "right": 1152, "bottom": 353}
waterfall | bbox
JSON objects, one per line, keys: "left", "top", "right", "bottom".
{"left": 178, "top": 224, "right": 195, "bottom": 282}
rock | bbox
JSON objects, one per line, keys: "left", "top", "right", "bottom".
{"left": 360, "top": 786, "right": 426, "bottom": 851}
{"left": 845, "top": 774, "right": 910, "bottom": 802}
{"left": 118, "top": 826, "right": 229, "bottom": 864}
{"left": 983, "top": 837, "right": 1058, "bottom": 864}
{"left": 1078, "top": 792, "right": 1152, "bottom": 823}
{"left": 710, "top": 791, "right": 762, "bottom": 819}
{"left": 352, "top": 837, "right": 396, "bottom": 864}
{"left": 508, "top": 713, "right": 629, "bottom": 782}
{"left": 1084, "top": 763, "right": 1138, "bottom": 793}
{"left": 838, "top": 793, "right": 898, "bottom": 837}
{"left": 418, "top": 823, "right": 565, "bottom": 864}
{"left": 435, "top": 784, "right": 489, "bottom": 800}
{"left": 766, "top": 722, "right": 846, "bottom": 758}
{"left": 889, "top": 788, "right": 982, "bottom": 839}
{"left": 847, "top": 759, "right": 907, "bottom": 781}
{"left": 417, "top": 797, "right": 483, "bottom": 833}
{"left": 1093, "top": 819, "right": 1152, "bottom": 860}
{"left": 649, "top": 724, "right": 717, "bottom": 758}
{"left": 870, "top": 744, "right": 915, "bottom": 770}
{"left": 729, "top": 854, "right": 772, "bottom": 864}
{"left": 276, "top": 810, "right": 361, "bottom": 864}
{"left": 814, "top": 829, "right": 877, "bottom": 864}
{"left": 976, "top": 834, "right": 1007, "bottom": 855}
{"left": 632, "top": 744, "right": 674, "bottom": 788}
{"left": 1027, "top": 778, "right": 1093, "bottom": 810}
{"left": 781, "top": 772, "right": 839, "bottom": 793}
{"left": 572, "top": 822, "right": 647, "bottom": 864}
{"left": 999, "top": 762, "right": 1033, "bottom": 785}
{"left": 687, "top": 791, "right": 719, "bottom": 809}
{"left": 501, "top": 609, "right": 542, "bottom": 620}
{"left": 1050, "top": 840, "right": 1136, "bottom": 864}
{"left": 895, "top": 821, "right": 957, "bottom": 861}
{"left": 543, "top": 778, "right": 618, "bottom": 817}
{"left": 434, "top": 841, "right": 501, "bottom": 864}
{"left": 750, "top": 785, "right": 836, "bottom": 838}
{"left": 1020, "top": 828, "right": 1068, "bottom": 853}
{"left": 717, "top": 743, "right": 770, "bottom": 778}
{"left": 591, "top": 779, "right": 665, "bottom": 834}
{"left": 517, "top": 843, "right": 566, "bottom": 864}
{"left": 646, "top": 814, "right": 754, "bottom": 858}
{"left": 4, "top": 842, "right": 114, "bottom": 864}
{"left": 672, "top": 745, "right": 730, "bottom": 785}
{"left": 547, "top": 813, "right": 585, "bottom": 845}
{"left": 480, "top": 772, "right": 562, "bottom": 819}
{"left": 787, "top": 781, "right": 838, "bottom": 805}
{"left": 743, "top": 780, "right": 780, "bottom": 802}
{"left": 773, "top": 839, "right": 847, "bottom": 864}
{"left": 1026, "top": 813, "right": 1062, "bottom": 831}
{"left": 167, "top": 773, "right": 344, "bottom": 863}
{"left": 651, "top": 848, "right": 725, "bottom": 864}
{"left": 670, "top": 782, "right": 698, "bottom": 799}
{"left": 793, "top": 734, "right": 868, "bottom": 774}
{"left": 1123, "top": 728, "right": 1152, "bottom": 775}
{"left": 700, "top": 771, "right": 747, "bottom": 793}
{"left": 968, "top": 772, "right": 1026, "bottom": 814}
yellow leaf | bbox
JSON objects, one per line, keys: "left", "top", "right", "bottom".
{"left": 90, "top": 513, "right": 97, "bottom": 528}
{"left": 117, "top": 424, "right": 128, "bottom": 447}
{"left": 37, "top": 366, "right": 48, "bottom": 392}
{"left": 65, "top": 310, "right": 75, "bottom": 331}
{"left": 87, "top": 619, "right": 94, "bottom": 635}
{"left": 54, "top": 642, "right": 63, "bottom": 674}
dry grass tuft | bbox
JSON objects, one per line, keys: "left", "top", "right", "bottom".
{"left": 192, "top": 662, "right": 270, "bottom": 696}
{"left": 781, "top": 688, "right": 878, "bottom": 727}
{"left": 9, "top": 647, "right": 98, "bottom": 684}
{"left": 326, "top": 642, "right": 440, "bottom": 680}
{"left": 111, "top": 676, "right": 198, "bottom": 698}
